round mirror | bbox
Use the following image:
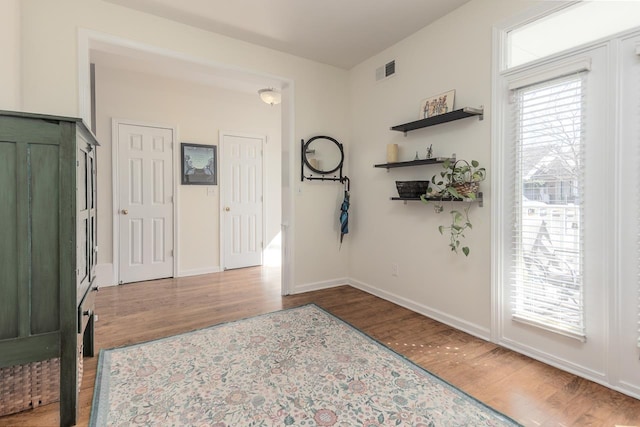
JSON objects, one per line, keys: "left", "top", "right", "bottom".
{"left": 303, "top": 136, "right": 344, "bottom": 175}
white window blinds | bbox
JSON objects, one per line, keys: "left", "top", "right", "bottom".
{"left": 510, "top": 72, "right": 586, "bottom": 341}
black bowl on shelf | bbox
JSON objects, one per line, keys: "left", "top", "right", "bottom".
{"left": 395, "top": 181, "right": 429, "bottom": 198}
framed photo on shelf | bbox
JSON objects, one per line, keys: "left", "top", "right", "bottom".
{"left": 419, "top": 89, "right": 455, "bottom": 119}
{"left": 181, "top": 143, "right": 217, "bottom": 185}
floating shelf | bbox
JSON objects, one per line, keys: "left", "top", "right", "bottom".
{"left": 390, "top": 107, "right": 483, "bottom": 135}
{"left": 391, "top": 192, "right": 483, "bottom": 207}
{"left": 374, "top": 157, "right": 453, "bottom": 170}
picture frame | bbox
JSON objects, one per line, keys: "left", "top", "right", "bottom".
{"left": 181, "top": 143, "right": 217, "bottom": 185}
{"left": 419, "top": 89, "right": 455, "bottom": 119}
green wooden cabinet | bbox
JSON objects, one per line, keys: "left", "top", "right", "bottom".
{"left": 0, "top": 110, "right": 99, "bottom": 426}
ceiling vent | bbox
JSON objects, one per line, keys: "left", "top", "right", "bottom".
{"left": 376, "top": 60, "right": 396, "bottom": 81}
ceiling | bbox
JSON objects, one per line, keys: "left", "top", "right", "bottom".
{"left": 102, "top": 0, "right": 472, "bottom": 69}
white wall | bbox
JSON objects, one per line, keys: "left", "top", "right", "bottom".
{"left": 347, "top": 0, "right": 537, "bottom": 337}
{"left": 18, "top": 0, "right": 350, "bottom": 289}
{"left": 94, "top": 64, "right": 281, "bottom": 278}
{"left": 0, "top": 0, "right": 21, "bottom": 110}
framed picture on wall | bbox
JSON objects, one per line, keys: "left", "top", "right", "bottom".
{"left": 419, "top": 89, "right": 455, "bottom": 119}
{"left": 181, "top": 143, "right": 217, "bottom": 185}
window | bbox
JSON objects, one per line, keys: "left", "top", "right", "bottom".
{"left": 507, "top": 2, "right": 640, "bottom": 69}
{"left": 510, "top": 72, "right": 586, "bottom": 340}
{"left": 495, "top": 1, "right": 640, "bottom": 397}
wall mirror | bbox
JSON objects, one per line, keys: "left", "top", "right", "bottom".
{"left": 301, "top": 135, "right": 345, "bottom": 182}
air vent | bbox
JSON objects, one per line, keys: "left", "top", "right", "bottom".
{"left": 385, "top": 60, "right": 395, "bottom": 76}
{"left": 376, "top": 60, "right": 396, "bottom": 81}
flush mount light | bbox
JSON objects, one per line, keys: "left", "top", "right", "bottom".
{"left": 258, "top": 88, "right": 282, "bottom": 106}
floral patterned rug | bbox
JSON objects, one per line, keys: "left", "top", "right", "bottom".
{"left": 90, "top": 304, "right": 520, "bottom": 426}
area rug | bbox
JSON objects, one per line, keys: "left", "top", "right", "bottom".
{"left": 90, "top": 304, "right": 520, "bottom": 426}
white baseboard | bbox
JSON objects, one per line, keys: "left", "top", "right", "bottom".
{"left": 178, "top": 266, "right": 222, "bottom": 277}
{"left": 347, "top": 278, "right": 491, "bottom": 341}
{"left": 499, "top": 337, "right": 606, "bottom": 380}
{"left": 499, "top": 338, "right": 640, "bottom": 400}
{"left": 617, "top": 381, "right": 640, "bottom": 400}
{"left": 96, "top": 263, "right": 222, "bottom": 284}
{"left": 292, "top": 277, "right": 349, "bottom": 294}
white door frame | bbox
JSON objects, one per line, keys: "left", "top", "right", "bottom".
{"left": 111, "top": 118, "right": 179, "bottom": 285}
{"left": 78, "top": 29, "right": 294, "bottom": 294}
{"left": 219, "top": 131, "right": 266, "bottom": 270}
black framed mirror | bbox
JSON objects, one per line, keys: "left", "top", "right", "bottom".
{"left": 301, "top": 135, "right": 345, "bottom": 182}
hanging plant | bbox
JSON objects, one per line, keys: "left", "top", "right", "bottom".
{"left": 420, "top": 159, "right": 485, "bottom": 256}
{"left": 439, "top": 207, "right": 472, "bottom": 256}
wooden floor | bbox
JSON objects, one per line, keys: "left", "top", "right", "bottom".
{"left": 2, "top": 266, "right": 640, "bottom": 426}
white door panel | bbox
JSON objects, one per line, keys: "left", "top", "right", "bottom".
{"left": 499, "top": 46, "right": 608, "bottom": 372}
{"left": 616, "top": 33, "right": 640, "bottom": 393}
{"left": 118, "top": 123, "right": 174, "bottom": 283}
{"left": 222, "top": 133, "right": 264, "bottom": 270}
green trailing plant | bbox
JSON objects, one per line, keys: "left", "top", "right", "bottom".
{"left": 420, "top": 159, "right": 485, "bottom": 256}
{"left": 439, "top": 207, "right": 472, "bottom": 256}
{"left": 422, "top": 158, "right": 486, "bottom": 202}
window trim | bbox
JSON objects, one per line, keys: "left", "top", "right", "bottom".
{"left": 491, "top": 3, "right": 607, "bottom": 343}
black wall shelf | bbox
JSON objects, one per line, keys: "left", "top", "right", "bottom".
{"left": 380, "top": 103, "right": 484, "bottom": 207}
{"left": 374, "top": 157, "right": 453, "bottom": 170}
{"left": 390, "top": 107, "right": 483, "bottom": 135}
{"left": 391, "top": 192, "right": 483, "bottom": 207}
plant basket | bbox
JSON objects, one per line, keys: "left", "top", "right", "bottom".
{"left": 448, "top": 159, "right": 483, "bottom": 198}
{"left": 451, "top": 181, "right": 479, "bottom": 198}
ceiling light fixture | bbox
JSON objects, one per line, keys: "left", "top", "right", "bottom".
{"left": 258, "top": 88, "right": 281, "bottom": 106}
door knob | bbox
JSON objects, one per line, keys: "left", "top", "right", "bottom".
{"left": 225, "top": 207, "right": 230, "bottom": 212}
{"left": 122, "top": 209, "right": 129, "bottom": 215}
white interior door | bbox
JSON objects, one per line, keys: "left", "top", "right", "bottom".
{"left": 117, "top": 122, "right": 174, "bottom": 283}
{"left": 221, "top": 133, "right": 264, "bottom": 270}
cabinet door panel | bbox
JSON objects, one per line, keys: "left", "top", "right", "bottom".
{"left": 30, "top": 144, "right": 60, "bottom": 334}
{"left": 77, "top": 142, "right": 92, "bottom": 299}
{"left": 89, "top": 152, "right": 97, "bottom": 279}
{"left": 0, "top": 142, "right": 18, "bottom": 339}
